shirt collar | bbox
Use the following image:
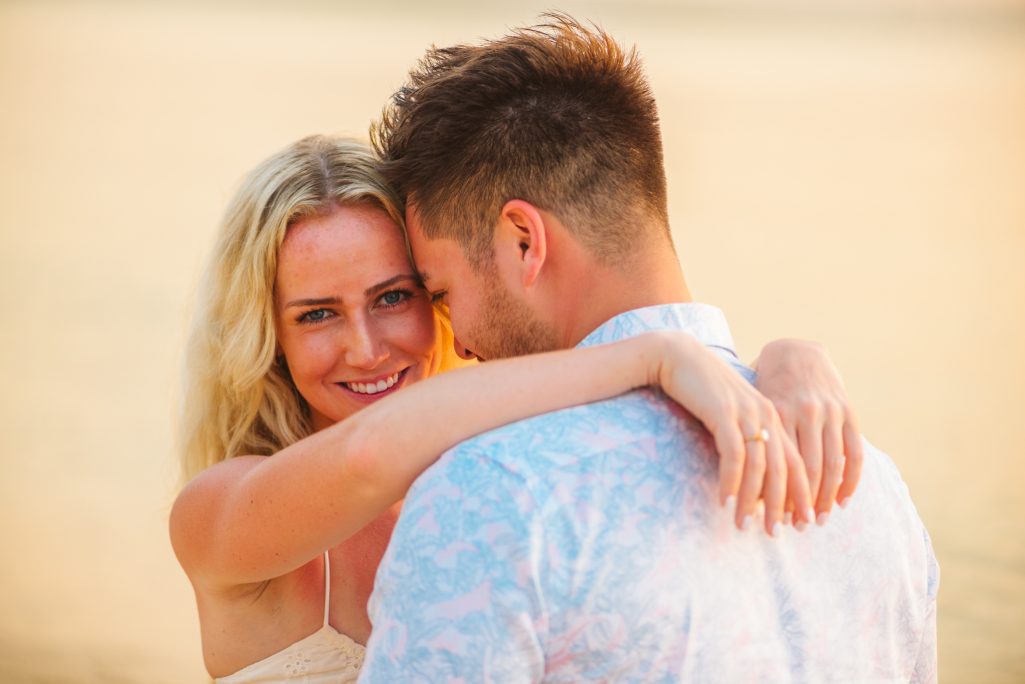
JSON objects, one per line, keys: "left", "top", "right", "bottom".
{"left": 576, "top": 303, "right": 738, "bottom": 360}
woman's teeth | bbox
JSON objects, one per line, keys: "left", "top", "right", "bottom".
{"left": 343, "top": 371, "right": 401, "bottom": 395}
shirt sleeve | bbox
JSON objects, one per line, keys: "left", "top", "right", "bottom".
{"left": 910, "top": 528, "right": 940, "bottom": 684}
{"left": 909, "top": 594, "right": 937, "bottom": 683}
{"left": 358, "top": 446, "right": 547, "bottom": 684}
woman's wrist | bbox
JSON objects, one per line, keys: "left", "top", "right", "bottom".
{"left": 636, "top": 330, "right": 683, "bottom": 391}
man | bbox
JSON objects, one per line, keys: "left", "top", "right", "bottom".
{"left": 359, "top": 15, "right": 938, "bottom": 682}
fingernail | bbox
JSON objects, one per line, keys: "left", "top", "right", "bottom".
{"left": 783, "top": 511, "right": 793, "bottom": 526}
{"left": 804, "top": 507, "right": 815, "bottom": 525}
{"left": 770, "top": 522, "right": 782, "bottom": 538}
{"left": 816, "top": 511, "right": 829, "bottom": 526}
{"left": 724, "top": 495, "right": 736, "bottom": 512}
{"left": 838, "top": 496, "right": 850, "bottom": 509}
{"left": 795, "top": 519, "right": 808, "bottom": 532}
{"left": 741, "top": 515, "right": 752, "bottom": 531}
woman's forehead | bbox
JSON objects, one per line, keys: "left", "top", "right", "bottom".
{"left": 282, "top": 205, "right": 404, "bottom": 258}
{"left": 276, "top": 205, "right": 412, "bottom": 297}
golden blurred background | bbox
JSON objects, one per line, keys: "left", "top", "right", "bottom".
{"left": 1, "top": 1, "right": 1022, "bottom": 681}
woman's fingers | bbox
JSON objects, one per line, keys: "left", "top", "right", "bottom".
{"left": 709, "top": 392, "right": 808, "bottom": 535}
{"left": 733, "top": 396, "right": 780, "bottom": 531}
{"left": 760, "top": 418, "right": 787, "bottom": 536}
{"left": 671, "top": 344, "right": 812, "bottom": 535}
{"left": 751, "top": 338, "right": 867, "bottom": 524}
{"left": 713, "top": 419, "right": 746, "bottom": 507}
{"left": 815, "top": 410, "right": 846, "bottom": 523}
{"left": 781, "top": 430, "right": 814, "bottom": 530}
{"left": 734, "top": 426, "right": 766, "bottom": 531}
{"left": 837, "top": 411, "right": 864, "bottom": 508}
{"left": 781, "top": 419, "right": 800, "bottom": 527}
{"left": 796, "top": 408, "right": 824, "bottom": 507}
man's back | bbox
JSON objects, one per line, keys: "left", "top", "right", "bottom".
{"left": 360, "top": 305, "right": 938, "bottom": 683}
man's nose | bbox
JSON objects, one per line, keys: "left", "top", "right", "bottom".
{"left": 345, "top": 316, "right": 388, "bottom": 369}
{"left": 452, "top": 335, "right": 477, "bottom": 361}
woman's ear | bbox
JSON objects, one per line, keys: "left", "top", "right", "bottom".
{"left": 494, "top": 199, "right": 547, "bottom": 289}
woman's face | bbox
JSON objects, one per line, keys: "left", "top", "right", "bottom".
{"left": 274, "top": 203, "right": 439, "bottom": 431}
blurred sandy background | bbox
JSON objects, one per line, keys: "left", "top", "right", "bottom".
{"left": 0, "top": 0, "right": 1022, "bottom": 681}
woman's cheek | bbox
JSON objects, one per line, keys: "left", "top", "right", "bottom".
{"left": 413, "top": 303, "right": 441, "bottom": 356}
{"left": 390, "top": 303, "right": 439, "bottom": 367}
{"left": 287, "top": 331, "right": 340, "bottom": 386}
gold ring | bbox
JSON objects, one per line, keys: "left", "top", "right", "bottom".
{"left": 744, "top": 428, "right": 770, "bottom": 444}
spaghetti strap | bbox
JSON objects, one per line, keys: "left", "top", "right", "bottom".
{"left": 322, "top": 551, "right": 331, "bottom": 627}
{"left": 213, "top": 548, "right": 365, "bottom": 683}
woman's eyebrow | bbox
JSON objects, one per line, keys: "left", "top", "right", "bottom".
{"left": 284, "top": 296, "right": 342, "bottom": 309}
{"left": 364, "top": 273, "right": 419, "bottom": 297}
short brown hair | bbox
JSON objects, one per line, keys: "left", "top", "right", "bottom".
{"left": 371, "top": 13, "right": 670, "bottom": 268}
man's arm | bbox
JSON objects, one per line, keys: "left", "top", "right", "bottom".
{"left": 909, "top": 596, "right": 937, "bottom": 684}
{"left": 359, "top": 444, "right": 547, "bottom": 683}
{"left": 910, "top": 527, "right": 940, "bottom": 684}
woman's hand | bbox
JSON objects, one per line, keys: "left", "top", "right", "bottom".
{"left": 752, "top": 339, "right": 863, "bottom": 524}
{"left": 652, "top": 332, "right": 816, "bottom": 535}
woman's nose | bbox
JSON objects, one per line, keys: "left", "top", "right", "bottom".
{"left": 344, "top": 316, "right": 388, "bottom": 369}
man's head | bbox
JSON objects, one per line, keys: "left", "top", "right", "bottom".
{"left": 404, "top": 202, "right": 560, "bottom": 361}
{"left": 373, "top": 13, "right": 679, "bottom": 359}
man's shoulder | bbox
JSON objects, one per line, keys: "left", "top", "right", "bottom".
{"left": 860, "top": 441, "right": 934, "bottom": 527}
{"left": 834, "top": 438, "right": 939, "bottom": 594}
{"left": 855, "top": 439, "right": 923, "bottom": 516}
{"left": 456, "top": 386, "right": 703, "bottom": 457}
{"left": 405, "top": 387, "right": 714, "bottom": 508}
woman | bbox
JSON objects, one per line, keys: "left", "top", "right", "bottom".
{"left": 170, "top": 135, "right": 860, "bottom": 682}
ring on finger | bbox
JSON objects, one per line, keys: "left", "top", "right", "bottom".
{"left": 744, "top": 428, "right": 770, "bottom": 444}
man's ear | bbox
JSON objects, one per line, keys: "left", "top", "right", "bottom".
{"left": 494, "top": 199, "right": 547, "bottom": 288}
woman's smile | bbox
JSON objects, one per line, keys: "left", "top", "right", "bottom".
{"left": 336, "top": 367, "right": 410, "bottom": 400}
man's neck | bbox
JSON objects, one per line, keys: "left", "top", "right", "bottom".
{"left": 551, "top": 247, "right": 693, "bottom": 349}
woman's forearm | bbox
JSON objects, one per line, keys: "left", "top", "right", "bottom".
{"left": 192, "top": 332, "right": 676, "bottom": 584}
{"left": 346, "top": 331, "right": 679, "bottom": 505}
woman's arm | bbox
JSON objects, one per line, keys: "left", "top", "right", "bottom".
{"left": 752, "top": 339, "right": 864, "bottom": 524}
{"left": 170, "top": 331, "right": 811, "bottom": 589}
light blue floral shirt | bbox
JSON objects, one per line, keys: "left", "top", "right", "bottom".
{"left": 360, "top": 303, "right": 938, "bottom": 683}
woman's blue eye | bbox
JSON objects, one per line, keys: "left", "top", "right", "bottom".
{"left": 379, "top": 290, "right": 410, "bottom": 307}
{"left": 298, "top": 308, "right": 331, "bottom": 324}
{"left": 430, "top": 291, "right": 447, "bottom": 304}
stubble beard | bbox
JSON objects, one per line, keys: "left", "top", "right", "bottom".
{"left": 470, "top": 265, "right": 559, "bottom": 361}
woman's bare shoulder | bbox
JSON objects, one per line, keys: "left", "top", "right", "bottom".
{"left": 169, "top": 455, "right": 268, "bottom": 583}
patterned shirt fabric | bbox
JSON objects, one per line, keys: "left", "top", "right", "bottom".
{"left": 359, "top": 303, "right": 939, "bottom": 683}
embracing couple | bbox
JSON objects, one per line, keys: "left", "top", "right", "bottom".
{"left": 170, "top": 14, "right": 937, "bottom": 683}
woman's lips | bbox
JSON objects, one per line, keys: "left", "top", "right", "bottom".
{"left": 336, "top": 368, "right": 409, "bottom": 401}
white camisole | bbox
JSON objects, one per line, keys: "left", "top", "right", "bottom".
{"left": 214, "top": 553, "right": 366, "bottom": 683}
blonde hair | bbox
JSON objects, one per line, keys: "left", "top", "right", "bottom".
{"left": 179, "top": 135, "right": 462, "bottom": 482}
